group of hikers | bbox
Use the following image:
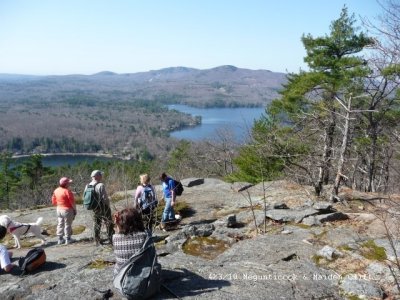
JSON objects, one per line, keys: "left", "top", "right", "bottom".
{"left": 1, "top": 169, "right": 182, "bottom": 297}
{"left": 51, "top": 169, "right": 181, "bottom": 246}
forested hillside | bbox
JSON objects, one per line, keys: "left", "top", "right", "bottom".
{"left": 0, "top": 65, "right": 286, "bottom": 158}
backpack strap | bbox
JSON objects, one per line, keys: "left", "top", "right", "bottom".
{"left": 91, "top": 182, "right": 100, "bottom": 200}
{"left": 167, "top": 178, "right": 175, "bottom": 193}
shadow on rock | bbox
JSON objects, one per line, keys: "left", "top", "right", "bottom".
{"left": 5, "top": 261, "right": 66, "bottom": 276}
{"left": 7, "top": 266, "right": 23, "bottom": 276}
{"left": 36, "top": 261, "right": 67, "bottom": 273}
{"left": 160, "top": 268, "right": 230, "bottom": 298}
{"left": 38, "top": 261, "right": 67, "bottom": 271}
{"left": 179, "top": 207, "right": 196, "bottom": 218}
{"left": 187, "top": 218, "right": 217, "bottom": 226}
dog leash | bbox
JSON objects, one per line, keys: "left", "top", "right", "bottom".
{"left": 9, "top": 224, "right": 31, "bottom": 235}
{"left": 22, "top": 225, "right": 31, "bottom": 235}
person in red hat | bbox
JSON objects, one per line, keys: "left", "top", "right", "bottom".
{"left": 52, "top": 177, "right": 76, "bottom": 245}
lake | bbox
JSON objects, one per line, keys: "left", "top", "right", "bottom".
{"left": 168, "top": 104, "right": 265, "bottom": 142}
{"left": 10, "top": 106, "right": 266, "bottom": 167}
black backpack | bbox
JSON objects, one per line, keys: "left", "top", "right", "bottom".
{"left": 172, "top": 179, "right": 184, "bottom": 196}
{"left": 113, "top": 234, "right": 161, "bottom": 300}
{"left": 83, "top": 183, "right": 99, "bottom": 210}
{"left": 19, "top": 247, "right": 46, "bottom": 275}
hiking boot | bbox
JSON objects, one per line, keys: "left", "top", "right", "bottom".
{"left": 159, "top": 223, "right": 167, "bottom": 232}
{"left": 57, "top": 238, "right": 65, "bottom": 245}
{"left": 65, "top": 238, "right": 75, "bottom": 245}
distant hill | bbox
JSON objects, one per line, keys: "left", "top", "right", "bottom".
{"left": 0, "top": 65, "right": 287, "bottom": 107}
{"left": 0, "top": 66, "right": 287, "bottom": 157}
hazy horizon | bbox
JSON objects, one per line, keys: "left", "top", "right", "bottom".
{"left": 0, "top": 64, "right": 289, "bottom": 77}
{"left": 0, "top": 0, "right": 381, "bottom": 76}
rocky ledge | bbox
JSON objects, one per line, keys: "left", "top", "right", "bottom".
{"left": 1, "top": 178, "right": 398, "bottom": 299}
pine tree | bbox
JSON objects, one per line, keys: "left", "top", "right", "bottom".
{"left": 233, "top": 7, "right": 374, "bottom": 197}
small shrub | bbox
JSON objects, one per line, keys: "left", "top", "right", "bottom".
{"left": 360, "top": 240, "right": 387, "bottom": 261}
{"left": 155, "top": 200, "right": 192, "bottom": 222}
{"left": 288, "top": 222, "right": 311, "bottom": 229}
{"left": 338, "top": 244, "right": 353, "bottom": 251}
{"left": 88, "top": 259, "right": 114, "bottom": 270}
{"left": 87, "top": 259, "right": 114, "bottom": 269}
{"left": 110, "top": 194, "right": 126, "bottom": 203}
{"left": 72, "top": 225, "right": 86, "bottom": 235}
{"left": 312, "top": 254, "right": 325, "bottom": 266}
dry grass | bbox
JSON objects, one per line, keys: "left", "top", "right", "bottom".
{"left": 43, "top": 223, "right": 86, "bottom": 237}
{"left": 87, "top": 259, "right": 114, "bottom": 269}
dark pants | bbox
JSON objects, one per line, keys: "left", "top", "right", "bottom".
{"left": 93, "top": 204, "right": 114, "bottom": 242}
{"left": 141, "top": 207, "right": 156, "bottom": 231}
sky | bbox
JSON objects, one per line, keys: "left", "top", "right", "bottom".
{"left": 0, "top": 0, "right": 383, "bottom": 76}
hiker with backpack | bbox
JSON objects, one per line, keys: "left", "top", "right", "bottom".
{"left": 84, "top": 170, "right": 114, "bottom": 246}
{"left": 51, "top": 177, "right": 76, "bottom": 245}
{"left": 0, "top": 225, "right": 15, "bottom": 272}
{"left": 159, "top": 173, "right": 182, "bottom": 230}
{"left": 134, "top": 174, "right": 158, "bottom": 230}
{"left": 112, "top": 207, "right": 161, "bottom": 299}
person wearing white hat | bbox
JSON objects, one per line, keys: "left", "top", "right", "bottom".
{"left": 85, "top": 170, "right": 114, "bottom": 245}
{"left": 52, "top": 176, "right": 76, "bottom": 245}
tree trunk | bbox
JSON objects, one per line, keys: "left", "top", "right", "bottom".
{"left": 316, "top": 109, "right": 336, "bottom": 196}
{"left": 366, "top": 119, "right": 378, "bottom": 192}
{"left": 331, "top": 97, "right": 351, "bottom": 202}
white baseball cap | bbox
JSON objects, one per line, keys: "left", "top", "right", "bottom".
{"left": 91, "top": 170, "right": 104, "bottom": 177}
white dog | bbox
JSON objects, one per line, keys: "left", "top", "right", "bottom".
{"left": 0, "top": 215, "right": 46, "bottom": 248}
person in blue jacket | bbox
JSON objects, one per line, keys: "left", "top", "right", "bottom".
{"left": 159, "top": 173, "right": 178, "bottom": 229}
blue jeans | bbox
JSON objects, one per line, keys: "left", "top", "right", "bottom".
{"left": 162, "top": 197, "right": 175, "bottom": 222}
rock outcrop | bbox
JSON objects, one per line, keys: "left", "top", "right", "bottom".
{"left": 0, "top": 178, "right": 398, "bottom": 299}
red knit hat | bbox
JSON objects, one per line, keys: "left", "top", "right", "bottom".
{"left": 59, "top": 177, "right": 72, "bottom": 187}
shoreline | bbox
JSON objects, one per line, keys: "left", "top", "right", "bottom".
{"left": 11, "top": 152, "right": 125, "bottom": 160}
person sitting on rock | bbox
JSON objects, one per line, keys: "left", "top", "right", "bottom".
{"left": 0, "top": 225, "right": 15, "bottom": 272}
{"left": 112, "top": 207, "right": 148, "bottom": 276}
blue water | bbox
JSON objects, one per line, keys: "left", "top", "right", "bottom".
{"left": 168, "top": 104, "right": 265, "bottom": 142}
{"left": 10, "top": 106, "right": 266, "bottom": 167}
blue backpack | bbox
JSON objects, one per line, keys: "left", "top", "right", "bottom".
{"left": 139, "top": 185, "right": 158, "bottom": 211}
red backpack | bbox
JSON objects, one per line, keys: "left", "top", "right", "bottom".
{"left": 19, "top": 247, "right": 46, "bottom": 275}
